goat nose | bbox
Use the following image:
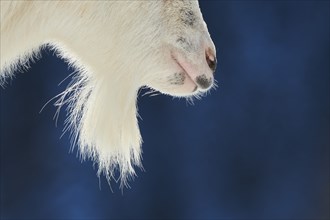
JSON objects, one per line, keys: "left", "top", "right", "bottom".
{"left": 206, "top": 53, "right": 217, "bottom": 73}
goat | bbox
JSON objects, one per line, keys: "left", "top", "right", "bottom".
{"left": 0, "top": 0, "right": 217, "bottom": 188}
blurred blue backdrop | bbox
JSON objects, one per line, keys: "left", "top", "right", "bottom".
{"left": 1, "top": 1, "right": 329, "bottom": 219}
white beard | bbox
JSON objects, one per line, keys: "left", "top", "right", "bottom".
{"left": 0, "top": 1, "right": 216, "bottom": 188}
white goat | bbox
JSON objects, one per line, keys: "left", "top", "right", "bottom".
{"left": 0, "top": 1, "right": 217, "bottom": 188}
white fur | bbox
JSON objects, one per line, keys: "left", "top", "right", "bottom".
{"left": 0, "top": 1, "right": 216, "bottom": 188}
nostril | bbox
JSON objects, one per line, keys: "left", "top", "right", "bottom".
{"left": 206, "top": 54, "right": 217, "bottom": 73}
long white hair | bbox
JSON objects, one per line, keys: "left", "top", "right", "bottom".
{"left": 0, "top": 1, "right": 217, "bottom": 188}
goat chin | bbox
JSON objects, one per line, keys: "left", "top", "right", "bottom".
{"left": 0, "top": 1, "right": 216, "bottom": 188}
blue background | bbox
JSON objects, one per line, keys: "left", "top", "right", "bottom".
{"left": 1, "top": 1, "right": 329, "bottom": 219}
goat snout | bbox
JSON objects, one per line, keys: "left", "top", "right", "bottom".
{"left": 170, "top": 44, "right": 216, "bottom": 92}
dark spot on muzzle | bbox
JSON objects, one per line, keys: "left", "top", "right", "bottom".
{"left": 180, "top": 9, "right": 196, "bottom": 26}
{"left": 196, "top": 75, "right": 212, "bottom": 90}
{"left": 169, "top": 72, "right": 186, "bottom": 85}
{"left": 177, "top": 37, "right": 187, "bottom": 44}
